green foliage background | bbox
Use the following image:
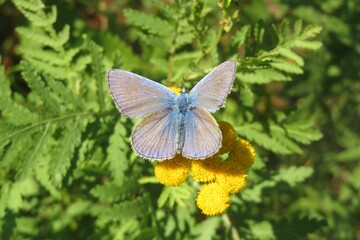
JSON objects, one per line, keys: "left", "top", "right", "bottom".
{"left": 0, "top": 0, "right": 359, "bottom": 239}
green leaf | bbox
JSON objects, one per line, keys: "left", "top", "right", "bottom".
{"left": 236, "top": 123, "right": 293, "bottom": 154}
{"left": 106, "top": 121, "right": 129, "bottom": 184}
{"left": 191, "top": 217, "right": 221, "bottom": 240}
{"left": 326, "top": 148, "right": 360, "bottom": 162}
{"left": 16, "top": 27, "right": 61, "bottom": 49}
{"left": 274, "top": 166, "right": 313, "bottom": 187}
{"left": 269, "top": 123, "right": 303, "bottom": 154}
{"left": 247, "top": 220, "right": 275, "bottom": 240}
{"left": 49, "top": 119, "right": 82, "bottom": 187}
{"left": 91, "top": 194, "right": 150, "bottom": 227}
{"left": 16, "top": 122, "right": 51, "bottom": 179}
{"left": 158, "top": 184, "right": 192, "bottom": 208}
{"left": 0, "top": 178, "right": 38, "bottom": 216}
{"left": 57, "top": 24, "right": 70, "bottom": 46}
{"left": 123, "top": 9, "right": 173, "bottom": 36}
{"left": 21, "top": 61, "right": 61, "bottom": 114}
{"left": 232, "top": 25, "right": 251, "bottom": 46}
{"left": 242, "top": 166, "right": 313, "bottom": 202}
{"left": 270, "top": 60, "right": 303, "bottom": 74}
{"left": 237, "top": 69, "right": 291, "bottom": 84}
{"left": 278, "top": 48, "right": 304, "bottom": 66}
{"left": 0, "top": 65, "right": 39, "bottom": 126}
{"left": 91, "top": 179, "right": 140, "bottom": 203}
{"left": 285, "top": 122, "right": 323, "bottom": 144}
{"left": 87, "top": 40, "right": 106, "bottom": 110}
{"left": 96, "top": 32, "right": 141, "bottom": 70}
{"left": 274, "top": 218, "right": 327, "bottom": 239}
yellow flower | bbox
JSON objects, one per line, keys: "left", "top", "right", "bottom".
{"left": 191, "top": 155, "right": 221, "bottom": 183}
{"left": 169, "top": 86, "right": 182, "bottom": 95}
{"left": 152, "top": 118, "right": 255, "bottom": 215}
{"left": 154, "top": 155, "right": 191, "bottom": 186}
{"left": 216, "top": 168, "right": 247, "bottom": 194}
{"left": 228, "top": 139, "right": 256, "bottom": 170}
{"left": 218, "top": 121, "right": 237, "bottom": 154}
{"left": 196, "top": 182, "right": 230, "bottom": 216}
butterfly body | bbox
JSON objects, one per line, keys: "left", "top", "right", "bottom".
{"left": 174, "top": 91, "right": 193, "bottom": 153}
{"left": 108, "top": 60, "right": 236, "bottom": 161}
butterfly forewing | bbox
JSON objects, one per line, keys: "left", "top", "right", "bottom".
{"left": 108, "top": 70, "right": 177, "bottom": 117}
{"left": 189, "top": 60, "right": 236, "bottom": 113}
{"left": 182, "top": 107, "right": 222, "bottom": 159}
{"left": 131, "top": 109, "right": 179, "bottom": 160}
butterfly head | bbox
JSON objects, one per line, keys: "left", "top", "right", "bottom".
{"left": 181, "top": 86, "right": 186, "bottom": 94}
{"left": 180, "top": 78, "right": 187, "bottom": 94}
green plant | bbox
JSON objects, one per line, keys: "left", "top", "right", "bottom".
{"left": 1, "top": 0, "right": 358, "bottom": 239}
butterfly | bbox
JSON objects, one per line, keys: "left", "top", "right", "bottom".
{"left": 107, "top": 60, "right": 236, "bottom": 161}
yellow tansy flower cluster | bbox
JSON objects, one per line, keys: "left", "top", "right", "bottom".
{"left": 154, "top": 120, "right": 256, "bottom": 216}
{"left": 154, "top": 86, "right": 255, "bottom": 215}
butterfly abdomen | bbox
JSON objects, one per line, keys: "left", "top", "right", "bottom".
{"left": 175, "top": 93, "right": 191, "bottom": 153}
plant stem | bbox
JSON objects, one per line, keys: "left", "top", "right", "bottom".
{"left": 222, "top": 214, "right": 241, "bottom": 240}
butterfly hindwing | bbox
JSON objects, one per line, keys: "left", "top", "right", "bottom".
{"left": 131, "top": 108, "right": 179, "bottom": 161}
{"left": 189, "top": 60, "right": 236, "bottom": 113}
{"left": 181, "top": 107, "right": 222, "bottom": 159}
{"left": 108, "top": 70, "right": 177, "bottom": 117}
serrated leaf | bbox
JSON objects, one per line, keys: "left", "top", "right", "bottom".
{"left": 270, "top": 61, "right": 303, "bottom": 74}
{"left": 16, "top": 27, "right": 62, "bottom": 49}
{"left": 0, "top": 66, "right": 39, "bottom": 125}
{"left": 106, "top": 121, "right": 129, "bottom": 183}
{"left": 91, "top": 179, "right": 140, "bottom": 203}
{"left": 123, "top": 9, "right": 173, "bottom": 36}
{"left": 72, "top": 55, "right": 91, "bottom": 72}
{"left": 49, "top": 119, "right": 82, "bottom": 187}
{"left": 1, "top": 178, "right": 38, "bottom": 214}
{"left": 293, "top": 19, "right": 303, "bottom": 36}
{"left": 12, "top": 0, "right": 44, "bottom": 12}
{"left": 16, "top": 122, "right": 51, "bottom": 179}
{"left": 25, "top": 57, "right": 69, "bottom": 80}
{"left": 191, "top": 217, "right": 221, "bottom": 240}
{"left": 158, "top": 184, "right": 192, "bottom": 208}
{"left": 270, "top": 123, "right": 303, "bottom": 154}
{"left": 88, "top": 40, "right": 105, "bottom": 110}
{"left": 285, "top": 122, "right": 323, "bottom": 144}
{"left": 301, "top": 25, "right": 323, "bottom": 39}
{"left": 46, "top": 77, "right": 85, "bottom": 110}
{"left": 274, "top": 166, "right": 313, "bottom": 187}
{"left": 96, "top": 32, "right": 141, "bottom": 70}
{"left": 292, "top": 40, "right": 323, "bottom": 50}
{"left": 237, "top": 69, "right": 291, "bottom": 84}
{"left": 278, "top": 48, "right": 304, "bottom": 66}
{"left": 241, "top": 180, "right": 277, "bottom": 203}
{"left": 236, "top": 123, "right": 293, "bottom": 154}
{"left": 91, "top": 194, "right": 150, "bottom": 227}
{"left": 57, "top": 24, "right": 70, "bottom": 47}
{"left": 232, "top": 25, "right": 251, "bottom": 46}
{"left": 18, "top": 46, "right": 67, "bottom": 66}
{"left": 21, "top": 61, "right": 61, "bottom": 114}
{"left": 248, "top": 220, "right": 275, "bottom": 240}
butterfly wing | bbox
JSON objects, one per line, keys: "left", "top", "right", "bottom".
{"left": 108, "top": 70, "right": 177, "bottom": 117}
{"left": 131, "top": 108, "right": 179, "bottom": 161}
{"left": 189, "top": 60, "right": 236, "bottom": 113}
{"left": 181, "top": 107, "right": 222, "bottom": 159}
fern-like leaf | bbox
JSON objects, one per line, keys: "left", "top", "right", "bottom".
{"left": 49, "top": 118, "right": 82, "bottom": 187}
{"left": 123, "top": 9, "right": 173, "bottom": 37}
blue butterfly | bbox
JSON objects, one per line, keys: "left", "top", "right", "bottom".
{"left": 108, "top": 60, "right": 236, "bottom": 161}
